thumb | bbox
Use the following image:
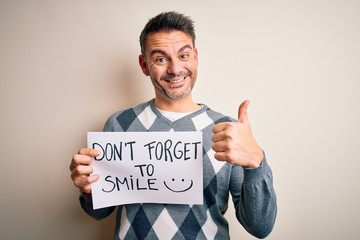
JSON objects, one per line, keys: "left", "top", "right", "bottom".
{"left": 238, "top": 100, "right": 250, "bottom": 123}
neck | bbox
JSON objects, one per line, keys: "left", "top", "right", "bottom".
{"left": 154, "top": 95, "right": 200, "bottom": 112}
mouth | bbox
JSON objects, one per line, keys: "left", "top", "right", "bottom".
{"left": 161, "top": 72, "right": 190, "bottom": 84}
{"left": 166, "top": 76, "right": 187, "bottom": 83}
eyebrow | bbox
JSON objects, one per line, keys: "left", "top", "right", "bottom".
{"left": 150, "top": 44, "right": 193, "bottom": 57}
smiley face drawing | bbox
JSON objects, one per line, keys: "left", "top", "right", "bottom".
{"left": 164, "top": 178, "right": 194, "bottom": 193}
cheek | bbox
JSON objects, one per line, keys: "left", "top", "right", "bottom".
{"left": 186, "top": 63, "right": 198, "bottom": 76}
{"left": 149, "top": 65, "right": 166, "bottom": 78}
{"left": 185, "top": 59, "right": 198, "bottom": 71}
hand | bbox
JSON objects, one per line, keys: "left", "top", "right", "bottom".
{"left": 69, "top": 148, "right": 100, "bottom": 194}
{"left": 211, "top": 100, "right": 264, "bottom": 168}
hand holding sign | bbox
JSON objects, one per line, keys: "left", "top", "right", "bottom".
{"left": 70, "top": 148, "right": 100, "bottom": 195}
{"left": 211, "top": 100, "right": 264, "bottom": 168}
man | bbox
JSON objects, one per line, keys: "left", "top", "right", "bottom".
{"left": 70, "top": 11, "right": 277, "bottom": 239}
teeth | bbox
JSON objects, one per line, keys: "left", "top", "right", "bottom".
{"left": 170, "top": 79, "right": 182, "bottom": 83}
{"left": 168, "top": 76, "right": 186, "bottom": 83}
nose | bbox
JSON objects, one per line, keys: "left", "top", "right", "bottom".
{"left": 167, "top": 58, "right": 182, "bottom": 75}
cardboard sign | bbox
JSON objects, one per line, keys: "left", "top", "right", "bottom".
{"left": 87, "top": 132, "right": 203, "bottom": 209}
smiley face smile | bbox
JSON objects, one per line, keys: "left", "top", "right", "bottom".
{"left": 163, "top": 178, "right": 194, "bottom": 193}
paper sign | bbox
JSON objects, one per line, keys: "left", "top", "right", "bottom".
{"left": 87, "top": 132, "right": 203, "bottom": 209}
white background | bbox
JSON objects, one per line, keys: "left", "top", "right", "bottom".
{"left": 0, "top": 0, "right": 359, "bottom": 239}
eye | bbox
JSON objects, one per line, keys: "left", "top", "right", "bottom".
{"left": 180, "top": 53, "right": 189, "bottom": 59}
{"left": 155, "top": 57, "right": 167, "bottom": 64}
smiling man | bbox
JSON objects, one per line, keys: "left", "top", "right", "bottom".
{"left": 70, "top": 11, "right": 277, "bottom": 239}
{"left": 140, "top": 29, "right": 199, "bottom": 112}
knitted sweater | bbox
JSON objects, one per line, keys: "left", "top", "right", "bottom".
{"left": 80, "top": 100, "right": 277, "bottom": 239}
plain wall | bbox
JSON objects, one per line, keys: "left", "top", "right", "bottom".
{"left": 1, "top": 0, "right": 359, "bottom": 239}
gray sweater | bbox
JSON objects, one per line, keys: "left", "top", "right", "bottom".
{"left": 80, "top": 100, "right": 277, "bottom": 239}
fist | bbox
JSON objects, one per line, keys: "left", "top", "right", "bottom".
{"left": 211, "top": 100, "right": 264, "bottom": 168}
{"left": 69, "top": 148, "right": 101, "bottom": 194}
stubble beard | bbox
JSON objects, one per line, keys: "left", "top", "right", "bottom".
{"left": 154, "top": 72, "right": 197, "bottom": 100}
{"left": 164, "top": 84, "right": 193, "bottom": 99}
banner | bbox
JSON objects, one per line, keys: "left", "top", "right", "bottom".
{"left": 87, "top": 131, "right": 203, "bottom": 209}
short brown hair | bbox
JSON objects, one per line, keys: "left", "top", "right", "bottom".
{"left": 139, "top": 11, "right": 196, "bottom": 55}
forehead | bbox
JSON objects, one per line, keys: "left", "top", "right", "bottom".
{"left": 145, "top": 30, "right": 194, "bottom": 54}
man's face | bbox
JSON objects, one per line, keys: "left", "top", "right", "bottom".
{"left": 139, "top": 30, "right": 198, "bottom": 101}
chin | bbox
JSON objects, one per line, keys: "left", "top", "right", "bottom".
{"left": 165, "top": 88, "right": 193, "bottom": 99}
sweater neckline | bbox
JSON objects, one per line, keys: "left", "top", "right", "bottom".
{"left": 149, "top": 99, "right": 208, "bottom": 125}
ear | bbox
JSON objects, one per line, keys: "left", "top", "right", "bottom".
{"left": 138, "top": 54, "right": 150, "bottom": 76}
{"left": 194, "top": 48, "right": 198, "bottom": 61}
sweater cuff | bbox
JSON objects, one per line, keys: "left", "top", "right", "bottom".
{"left": 243, "top": 155, "right": 271, "bottom": 185}
{"left": 79, "top": 193, "right": 94, "bottom": 210}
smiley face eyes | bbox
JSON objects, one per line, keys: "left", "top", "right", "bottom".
{"left": 171, "top": 178, "right": 185, "bottom": 182}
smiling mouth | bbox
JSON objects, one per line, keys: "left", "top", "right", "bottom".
{"left": 161, "top": 72, "right": 190, "bottom": 83}
{"left": 166, "top": 76, "right": 186, "bottom": 83}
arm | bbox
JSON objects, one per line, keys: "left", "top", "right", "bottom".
{"left": 212, "top": 100, "right": 277, "bottom": 237}
{"left": 230, "top": 157, "right": 277, "bottom": 238}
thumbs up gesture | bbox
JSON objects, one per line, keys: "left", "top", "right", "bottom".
{"left": 211, "top": 100, "right": 264, "bottom": 168}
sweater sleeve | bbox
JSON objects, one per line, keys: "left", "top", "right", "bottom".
{"left": 79, "top": 195, "right": 116, "bottom": 220}
{"left": 230, "top": 156, "right": 277, "bottom": 239}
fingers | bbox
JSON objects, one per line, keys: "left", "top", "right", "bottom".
{"left": 211, "top": 124, "right": 235, "bottom": 162}
{"left": 72, "top": 172, "right": 100, "bottom": 191}
{"left": 71, "top": 164, "right": 94, "bottom": 176}
{"left": 69, "top": 148, "right": 100, "bottom": 171}
{"left": 213, "top": 151, "right": 230, "bottom": 162}
{"left": 211, "top": 122, "right": 231, "bottom": 134}
{"left": 238, "top": 99, "right": 250, "bottom": 123}
{"left": 70, "top": 163, "right": 99, "bottom": 193}
{"left": 212, "top": 142, "right": 238, "bottom": 164}
{"left": 70, "top": 148, "right": 100, "bottom": 193}
{"left": 70, "top": 154, "right": 91, "bottom": 171}
{"left": 78, "top": 148, "right": 101, "bottom": 157}
{"left": 212, "top": 141, "right": 228, "bottom": 155}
